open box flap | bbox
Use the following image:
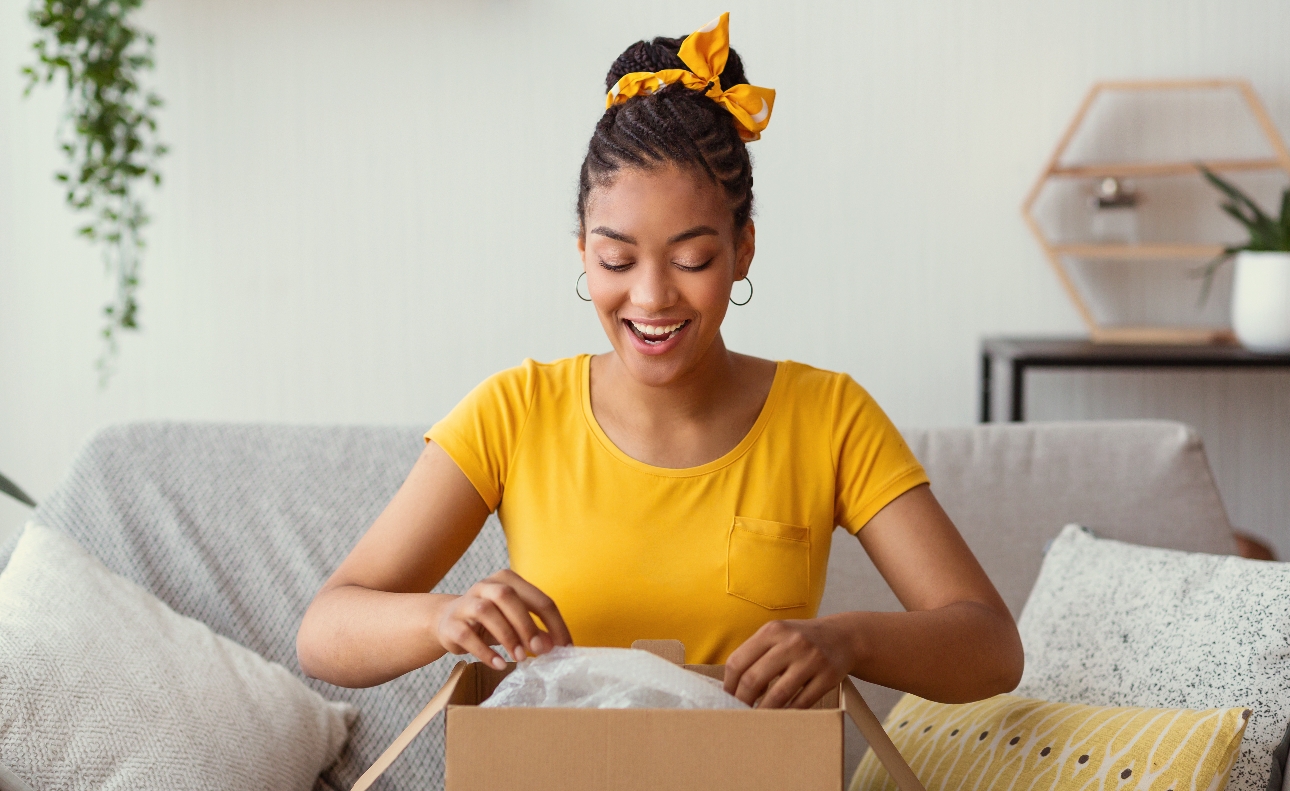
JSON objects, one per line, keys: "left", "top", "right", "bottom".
{"left": 840, "top": 677, "right": 927, "bottom": 791}
{"left": 350, "top": 661, "right": 465, "bottom": 791}
{"left": 350, "top": 658, "right": 925, "bottom": 791}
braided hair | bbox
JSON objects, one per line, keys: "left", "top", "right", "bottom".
{"left": 577, "top": 35, "right": 755, "bottom": 233}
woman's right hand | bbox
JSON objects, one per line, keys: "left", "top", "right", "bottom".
{"left": 299, "top": 443, "right": 568, "bottom": 688}
{"left": 436, "top": 569, "right": 573, "bottom": 669}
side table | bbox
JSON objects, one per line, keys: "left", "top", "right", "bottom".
{"left": 980, "top": 337, "right": 1290, "bottom": 423}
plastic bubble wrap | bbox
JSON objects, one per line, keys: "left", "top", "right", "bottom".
{"left": 479, "top": 646, "right": 749, "bottom": 710}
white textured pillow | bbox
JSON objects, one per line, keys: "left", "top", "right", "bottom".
{"left": 1017, "top": 524, "right": 1290, "bottom": 791}
{"left": 0, "top": 523, "right": 355, "bottom": 790}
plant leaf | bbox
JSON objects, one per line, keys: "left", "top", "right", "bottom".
{"left": 1280, "top": 188, "right": 1290, "bottom": 248}
{"left": 0, "top": 471, "right": 36, "bottom": 508}
{"left": 1191, "top": 247, "right": 1240, "bottom": 308}
{"left": 1199, "top": 164, "right": 1274, "bottom": 228}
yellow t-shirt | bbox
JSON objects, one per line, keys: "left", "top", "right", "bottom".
{"left": 427, "top": 354, "right": 927, "bottom": 664}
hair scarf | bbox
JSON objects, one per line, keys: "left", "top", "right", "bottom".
{"left": 605, "top": 12, "right": 776, "bottom": 142}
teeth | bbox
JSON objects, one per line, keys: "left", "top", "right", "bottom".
{"left": 630, "top": 320, "right": 686, "bottom": 336}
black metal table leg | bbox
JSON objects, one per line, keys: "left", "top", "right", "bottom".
{"left": 1010, "top": 360, "right": 1026, "bottom": 422}
{"left": 980, "top": 352, "right": 993, "bottom": 423}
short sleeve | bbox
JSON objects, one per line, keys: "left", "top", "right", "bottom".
{"left": 425, "top": 362, "right": 536, "bottom": 511}
{"left": 832, "top": 375, "right": 929, "bottom": 533}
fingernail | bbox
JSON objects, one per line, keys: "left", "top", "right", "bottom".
{"left": 531, "top": 634, "right": 550, "bottom": 654}
{"left": 491, "top": 657, "right": 506, "bottom": 670}
{"left": 514, "top": 646, "right": 527, "bottom": 661}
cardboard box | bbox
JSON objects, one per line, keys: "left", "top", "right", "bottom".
{"left": 353, "top": 641, "right": 923, "bottom": 791}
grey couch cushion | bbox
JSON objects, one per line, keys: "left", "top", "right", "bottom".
{"left": 8, "top": 423, "right": 507, "bottom": 791}
{"left": 820, "top": 419, "right": 1237, "bottom": 771}
{"left": 822, "top": 419, "right": 1236, "bottom": 623}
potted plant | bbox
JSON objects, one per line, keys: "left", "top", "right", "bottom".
{"left": 1198, "top": 166, "right": 1290, "bottom": 353}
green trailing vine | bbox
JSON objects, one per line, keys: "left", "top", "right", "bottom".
{"left": 22, "top": 0, "right": 166, "bottom": 382}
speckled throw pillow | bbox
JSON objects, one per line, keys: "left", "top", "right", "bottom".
{"left": 850, "top": 693, "right": 1250, "bottom": 791}
{"left": 0, "top": 523, "right": 355, "bottom": 790}
{"left": 1015, "top": 525, "right": 1290, "bottom": 791}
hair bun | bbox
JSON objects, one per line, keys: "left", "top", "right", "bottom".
{"left": 604, "top": 35, "right": 749, "bottom": 91}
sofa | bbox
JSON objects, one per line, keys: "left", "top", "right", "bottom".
{"left": 0, "top": 419, "right": 1237, "bottom": 789}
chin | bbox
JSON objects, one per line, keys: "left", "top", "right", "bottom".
{"left": 618, "top": 354, "right": 692, "bottom": 388}
{"left": 614, "top": 326, "right": 705, "bottom": 387}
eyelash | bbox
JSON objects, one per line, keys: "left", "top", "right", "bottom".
{"left": 678, "top": 258, "right": 715, "bottom": 272}
{"left": 598, "top": 258, "right": 714, "bottom": 273}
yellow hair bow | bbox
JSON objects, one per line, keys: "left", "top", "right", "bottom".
{"left": 606, "top": 12, "right": 776, "bottom": 142}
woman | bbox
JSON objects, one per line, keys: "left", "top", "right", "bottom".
{"left": 298, "top": 13, "right": 1022, "bottom": 710}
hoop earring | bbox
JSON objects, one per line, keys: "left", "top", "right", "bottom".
{"left": 576, "top": 272, "right": 592, "bottom": 302}
{"left": 730, "top": 276, "right": 753, "bottom": 306}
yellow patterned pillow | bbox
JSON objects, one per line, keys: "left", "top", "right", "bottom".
{"left": 851, "top": 694, "right": 1250, "bottom": 791}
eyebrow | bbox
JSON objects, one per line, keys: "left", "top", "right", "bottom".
{"left": 588, "top": 225, "right": 720, "bottom": 245}
{"left": 590, "top": 226, "right": 636, "bottom": 244}
{"left": 668, "top": 225, "right": 719, "bottom": 243}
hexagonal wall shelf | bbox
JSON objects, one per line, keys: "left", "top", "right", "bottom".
{"left": 1023, "top": 79, "right": 1290, "bottom": 344}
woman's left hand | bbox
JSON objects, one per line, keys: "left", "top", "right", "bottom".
{"left": 723, "top": 617, "right": 854, "bottom": 709}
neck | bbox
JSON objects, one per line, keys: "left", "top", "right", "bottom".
{"left": 602, "top": 334, "right": 741, "bottom": 425}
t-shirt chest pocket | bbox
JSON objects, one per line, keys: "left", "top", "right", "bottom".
{"left": 726, "top": 516, "right": 810, "bottom": 610}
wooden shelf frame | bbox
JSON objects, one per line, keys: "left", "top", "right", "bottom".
{"left": 1052, "top": 243, "right": 1227, "bottom": 260}
{"left": 1021, "top": 78, "right": 1290, "bottom": 345}
{"left": 1049, "top": 158, "right": 1283, "bottom": 179}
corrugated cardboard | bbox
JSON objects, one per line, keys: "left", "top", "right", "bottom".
{"left": 352, "top": 641, "right": 924, "bottom": 791}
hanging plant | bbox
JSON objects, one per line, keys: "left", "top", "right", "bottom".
{"left": 22, "top": 0, "right": 166, "bottom": 382}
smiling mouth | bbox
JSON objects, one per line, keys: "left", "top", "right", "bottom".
{"left": 626, "top": 319, "right": 691, "bottom": 345}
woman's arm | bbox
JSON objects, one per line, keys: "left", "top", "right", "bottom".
{"left": 723, "top": 484, "right": 1023, "bottom": 708}
{"left": 296, "top": 441, "right": 572, "bottom": 688}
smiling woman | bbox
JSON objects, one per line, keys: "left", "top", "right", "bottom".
{"left": 581, "top": 166, "right": 756, "bottom": 392}
{"left": 297, "top": 13, "right": 1022, "bottom": 713}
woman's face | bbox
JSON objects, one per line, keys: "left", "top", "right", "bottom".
{"left": 578, "top": 165, "right": 755, "bottom": 387}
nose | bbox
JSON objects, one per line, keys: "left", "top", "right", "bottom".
{"left": 629, "top": 260, "right": 677, "bottom": 313}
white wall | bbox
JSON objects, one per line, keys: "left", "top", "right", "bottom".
{"left": 3, "top": 1, "right": 1290, "bottom": 542}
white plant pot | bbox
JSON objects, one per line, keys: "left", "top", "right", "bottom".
{"left": 1231, "top": 251, "right": 1290, "bottom": 353}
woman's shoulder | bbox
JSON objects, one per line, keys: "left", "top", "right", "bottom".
{"left": 461, "top": 355, "right": 586, "bottom": 413}
{"left": 776, "top": 360, "right": 873, "bottom": 405}
{"left": 476, "top": 355, "right": 585, "bottom": 389}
